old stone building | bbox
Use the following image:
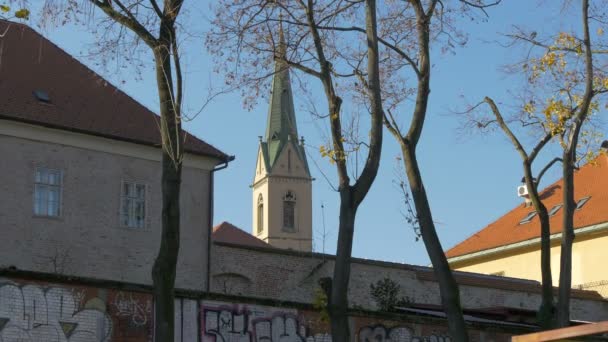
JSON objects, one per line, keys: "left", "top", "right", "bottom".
{"left": 0, "top": 20, "right": 231, "bottom": 293}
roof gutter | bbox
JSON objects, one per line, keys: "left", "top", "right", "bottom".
{"left": 206, "top": 155, "right": 235, "bottom": 292}
{"left": 447, "top": 221, "right": 608, "bottom": 265}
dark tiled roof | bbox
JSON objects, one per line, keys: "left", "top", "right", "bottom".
{"left": 0, "top": 20, "right": 228, "bottom": 161}
{"left": 212, "top": 221, "right": 272, "bottom": 248}
{"left": 447, "top": 155, "right": 608, "bottom": 258}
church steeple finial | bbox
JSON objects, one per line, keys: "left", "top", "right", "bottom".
{"left": 277, "top": 11, "right": 286, "bottom": 60}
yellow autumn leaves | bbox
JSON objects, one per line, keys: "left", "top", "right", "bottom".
{"left": 0, "top": 4, "right": 29, "bottom": 19}
{"left": 542, "top": 98, "right": 571, "bottom": 136}
{"left": 522, "top": 31, "right": 607, "bottom": 141}
{"left": 318, "top": 136, "right": 363, "bottom": 164}
{"left": 319, "top": 143, "right": 346, "bottom": 164}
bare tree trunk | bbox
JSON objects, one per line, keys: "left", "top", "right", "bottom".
{"left": 557, "top": 148, "right": 575, "bottom": 327}
{"left": 556, "top": 0, "right": 592, "bottom": 327}
{"left": 483, "top": 96, "right": 557, "bottom": 328}
{"left": 381, "top": 2, "right": 467, "bottom": 339}
{"left": 83, "top": 2, "right": 185, "bottom": 341}
{"left": 524, "top": 162, "right": 555, "bottom": 328}
{"left": 151, "top": 38, "right": 183, "bottom": 342}
{"left": 329, "top": 189, "right": 356, "bottom": 341}
{"left": 400, "top": 144, "right": 469, "bottom": 341}
{"left": 328, "top": 2, "right": 383, "bottom": 339}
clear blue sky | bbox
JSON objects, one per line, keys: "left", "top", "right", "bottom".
{"left": 28, "top": 1, "right": 591, "bottom": 266}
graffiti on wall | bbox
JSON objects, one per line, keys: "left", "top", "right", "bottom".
{"left": 0, "top": 281, "right": 112, "bottom": 342}
{"left": 202, "top": 305, "right": 331, "bottom": 342}
{"left": 201, "top": 303, "right": 461, "bottom": 342}
{"left": 0, "top": 279, "right": 510, "bottom": 342}
{"left": 111, "top": 292, "right": 152, "bottom": 327}
{"left": 359, "top": 325, "right": 451, "bottom": 342}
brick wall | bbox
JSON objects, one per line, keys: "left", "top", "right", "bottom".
{"left": 0, "top": 273, "right": 531, "bottom": 342}
{"left": 0, "top": 276, "right": 153, "bottom": 342}
{"left": 0, "top": 131, "right": 212, "bottom": 291}
{"left": 198, "top": 300, "right": 517, "bottom": 342}
{"left": 210, "top": 243, "right": 608, "bottom": 322}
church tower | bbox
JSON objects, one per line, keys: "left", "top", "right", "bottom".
{"left": 251, "top": 28, "right": 313, "bottom": 252}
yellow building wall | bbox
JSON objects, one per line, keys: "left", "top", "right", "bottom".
{"left": 452, "top": 232, "right": 608, "bottom": 290}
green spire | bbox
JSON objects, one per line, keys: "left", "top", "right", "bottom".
{"left": 264, "top": 21, "right": 299, "bottom": 167}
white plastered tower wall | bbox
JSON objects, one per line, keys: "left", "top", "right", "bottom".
{"left": 252, "top": 139, "right": 312, "bottom": 251}
{"left": 252, "top": 147, "right": 270, "bottom": 241}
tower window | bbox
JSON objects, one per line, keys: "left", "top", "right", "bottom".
{"left": 283, "top": 190, "right": 296, "bottom": 232}
{"left": 257, "top": 194, "right": 264, "bottom": 234}
{"left": 288, "top": 149, "right": 292, "bottom": 173}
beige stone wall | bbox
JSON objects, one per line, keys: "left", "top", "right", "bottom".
{"left": 452, "top": 232, "right": 608, "bottom": 290}
{"left": 0, "top": 120, "right": 217, "bottom": 290}
{"left": 252, "top": 141, "right": 312, "bottom": 251}
{"left": 211, "top": 243, "right": 608, "bottom": 322}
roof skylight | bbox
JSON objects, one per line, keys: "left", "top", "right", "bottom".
{"left": 33, "top": 90, "right": 51, "bottom": 103}
{"left": 549, "top": 204, "right": 563, "bottom": 217}
{"left": 576, "top": 196, "right": 591, "bottom": 210}
{"left": 519, "top": 211, "right": 537, "bottom": 225}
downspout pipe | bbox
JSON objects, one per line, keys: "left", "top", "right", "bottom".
{"left": 206, "top": 155, "right": 235, "bottom": 292}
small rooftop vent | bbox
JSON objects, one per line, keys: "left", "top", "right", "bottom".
{"left": 33, "top": 90, "right": 51, "bottom": 104}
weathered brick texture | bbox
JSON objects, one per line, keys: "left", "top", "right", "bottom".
{"left": 0, "top": 277, "right": 153, "bottom": 342}
{"left": 210, "top": 243, "right": 608, "bottom": 322}
{"left": 0, "top": 133, "right": 211, "bottom": 291}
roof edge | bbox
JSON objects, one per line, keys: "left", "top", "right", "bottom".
{"left": 447, "top": 221, "right": 608, "bottom": 264}
{"left": 0, "top": 114, "right": 229, "bottom": 162}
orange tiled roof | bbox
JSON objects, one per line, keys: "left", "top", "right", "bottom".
{"left": 446, "top": 155, "right": 608, "bottom": 259}
{"left": 212, "top": 222, "right": 272, "bottom": 248}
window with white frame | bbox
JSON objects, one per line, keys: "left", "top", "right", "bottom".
{"left": 34, "top": 167, "right": 62, "bottom": 217}
{"left": 121, "top": 182, "right": 146, "bottom": 228}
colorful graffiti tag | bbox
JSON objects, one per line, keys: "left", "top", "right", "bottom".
{"left": 0, "top": 282, "right": 112, "bottom": 342}
{"left": 201, "top": 303, "right": 463, "bottom": 342}
{"left": 202, "top": 304, "right": 331, "bottom": 342}
{"left": 0, "top": 279, "right": 152, "bottom": 342}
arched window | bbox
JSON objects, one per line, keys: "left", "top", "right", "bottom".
{"left": 257, "top": 194, "right": 264, "bottom": 234}
{"left": 283, "top": 190, "right": 296, "bottom": 232}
